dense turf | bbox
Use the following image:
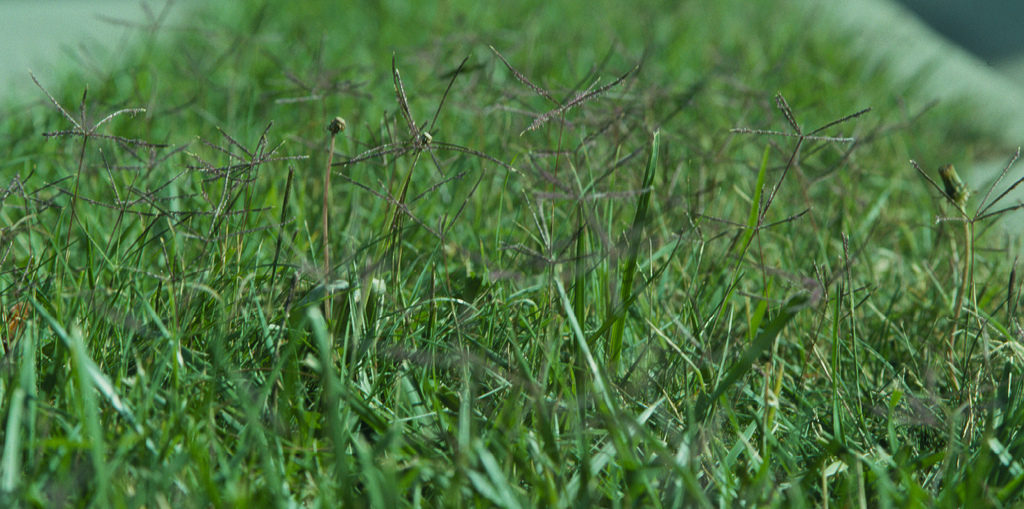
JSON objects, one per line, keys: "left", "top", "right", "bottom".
{"left": 2, "top": 0, "right": 1024, "bottom": 506}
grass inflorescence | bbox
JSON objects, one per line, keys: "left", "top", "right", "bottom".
{"left": 1, "top": 0, "right": 1024, "bottom": 506}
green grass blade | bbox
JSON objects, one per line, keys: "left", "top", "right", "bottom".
{"left": 308, "top": 306, "right": 352, "bottom": 501}
{"left": 608, "top": 129, "right": 661, "bottom": 369}
{"left": 30, "top": 298, "right": 140, "bottom": 430}
{"left": 832, "top": 281, "right": 845, "bottom": 444}
{"left": 69, "top": 325, "right": 110, "bottom": 507}
{"left": 556, "top": 275, "right": 610, "bottom": 409}
{"left": 736, "top": 144, "right": 771, "bottom": 256}
{"left": 475, "top": 440, "right": 524, "bottom": 508}
{"left": 562, "top": 397, "right": 665, "bottom": 501}
{"left": 0, "top": 389, "right": 26, "bottom": 493}
{"left": 695, "top": 293, "right": 810, "bottom": 421}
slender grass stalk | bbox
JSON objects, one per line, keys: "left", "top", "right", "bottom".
{"left": 936, "top": 163, "right": 973, "bottom": 391}
{"left": 841, "top": 233, "right": 866, "bottom": 429}
{"left": 384, "top": 151, "right": 423, "bottom": 283}
{"left": 951, "top": 215, "right": 973, "bottom": 390}
{"left": 912, "top": 161, "right": 980, "bottom": 392}
{"left": 324, "top": 117, "right": 346, "bottom": 319}
{"left": 269, "top": 165, "right": 295, "bottom": 290}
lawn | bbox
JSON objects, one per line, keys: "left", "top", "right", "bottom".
{"left": 2, "top": 0, "right": 1024, "bottom": 506}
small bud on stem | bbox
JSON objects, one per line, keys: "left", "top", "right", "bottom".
{"left": 328, "top": 116, "right": 347, "bottom": 135}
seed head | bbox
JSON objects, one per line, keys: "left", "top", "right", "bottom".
{"left": 938, "top": 164, "right": 969, "bottom": 209}
{"left": 328, "top": 117, "right": 347, "bottom": 135}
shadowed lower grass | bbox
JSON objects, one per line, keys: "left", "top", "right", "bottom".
{"left": 2, "top": 0, "right": 1024, "bottom": 507}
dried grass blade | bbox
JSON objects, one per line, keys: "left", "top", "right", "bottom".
{"left": 809, "top": 107, "right": 871, "bottom": 135}
{"left": 522, "top": 63, "right": 638, "bottom": 134}
{"left": 428, "top": 56, "right": 469, "bottom": 132}
{"left": 488, "top": 45, "right": 557, "bottom": 104}
{"left": 94, "top": 108, "right": 147, "bottom": 129}
{"left": 775, "top": 93, "right": 800, "bottom": 134}
{"left": 30, "top": 71, "right": 82, "bottom": 129}
{"left": 977, "top": 147, "right": 1022, "bottom": 218}
{"left": 392, "top": 54, "right": 419, "bottom": 137}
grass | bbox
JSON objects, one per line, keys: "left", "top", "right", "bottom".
{"left": 2, "top": 0, "right": 1024, "bottom": 506}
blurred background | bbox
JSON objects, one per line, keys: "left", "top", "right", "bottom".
{"left": 896, "top": 0, "right": 1024, "bottom": 66}
{"left": 0, "top": 0, "right": 177, "bottom": 104}
{"left": 4, "top": 1, "right": 1024, "bottom": 92}
{"left": 3, "top": 1, "right": 1024, "bottom": 90}
{"left": 4, "top": 0, "right": 1024, "bottom": 127}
